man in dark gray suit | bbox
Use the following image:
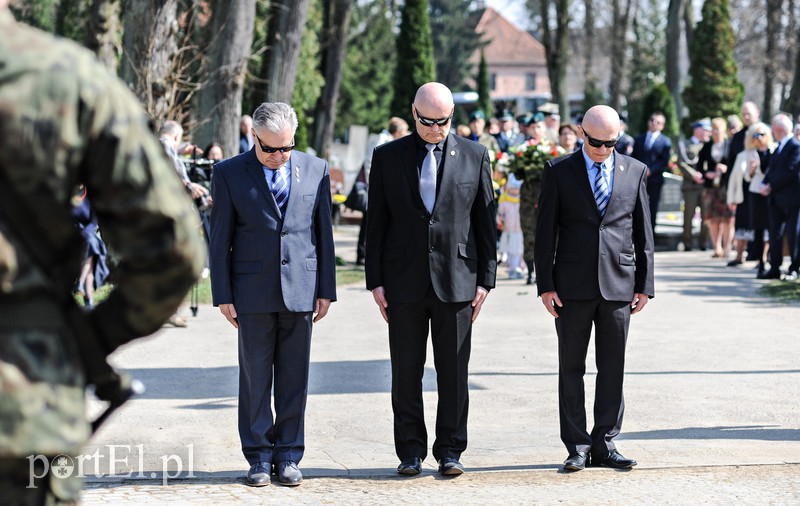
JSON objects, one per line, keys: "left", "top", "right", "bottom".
{"left": 365, "top": 82, "right": 496, "bottom": 477}
{"left": 209, "top": 102, "right": 336, "bottom": 487}
{"left": 631, "top": 111, "right": 672, "bottom": 230}
{"left": 535, "top": 105, "right": 655, "bottom": 472}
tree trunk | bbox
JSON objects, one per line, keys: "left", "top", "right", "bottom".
{"left": 311, "top": 0, "right": 352, "bottom": 157}
{"left": 683, "top": 0, "right": 695, "bottom": 48}
{"left": 786, "top": 28, "right": 800, "bottom": 118}
{"left": 666, "top": 0, "right": 684, "bottom": 121}
{"left": 193, "top": 0, "right": 257, "bottom": 158}
{"left": 260, "top": 0, "right": 311, "bottom": 103}
{"left": 764, "top": 0, "right": 782, "bottom": 118}
{"left": 540, "top": 0, "right": 570, "bottom": 116}
{"left": 583, "top": 0, "right": 595, "bottom": 86}
{"left": 608, "top": 0, "right": 632, "bottom": 111}
{"left": 85, "top": 0, "right": 121, "bottom": 72}
{"left": 120, "top": 0, "right": 180, "bottom": 121}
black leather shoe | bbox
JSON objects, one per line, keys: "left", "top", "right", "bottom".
{"left": 438, "top": 458, "right": 464, "bottom": 476}
{"left": 397, "top": 457, "right": 422, "bottom": 475}
{"left": 592, "top": 450, "right": 637, "bottom": 469}
{"left": 275, "top": 461, "right": 302, "bottom": 486}
{"left": 245, "top": 462, "right": 270, "bottom": 487}
{"left": 562, "top": 452, "right": 588, "bottom": 471}
{"left": 757, "top": 269, "right": 782, "bottom": 279}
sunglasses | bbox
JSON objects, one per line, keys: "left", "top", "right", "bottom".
{"left": 254, "top": 132, "right": 295, "bottom": 153}
{"left": 414, "top": 106, "right": 453, "bottom": 127}
{"left": 753, "top": 133, "right": 766, "bottom": 139}
{"left": 583, "top": 130, "right": 619, "bottom": 148}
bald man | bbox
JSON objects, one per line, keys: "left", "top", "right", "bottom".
{"left": 365, "top": 82, "right": 496, "bottom": 477}
{"left": 534, "top": 105, "right": 655, "bottom": 471}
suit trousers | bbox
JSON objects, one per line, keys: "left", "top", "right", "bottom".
{"left": 682, "top": 187, "right": 708, "bottom": 248}
{"left": 646, "top": 178, "right": 663, "bottom": 231}
{"left": 387, "top": 286, "right": 473, "bottom": 462}
{"left": 237, "top": 311, "right": 313, "bottom": 466}
{"left": 767, "top": 203, "right": 800, "bottom": 272}
{"left": 555, "top": 298, "right": 630, "bottom": 458}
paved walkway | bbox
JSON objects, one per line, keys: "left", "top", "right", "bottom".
{"left": 77, "top": 225, "right": 800, "bottom": 504}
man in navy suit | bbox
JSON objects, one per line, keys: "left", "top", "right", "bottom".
{"left": 631, "top": 111, "right": 672, "bottom": 230}
{"left": 535, "top": 105, "right": 655, "bottom": 472}
{"left": 209, "top": 102, "right": 336, "bottom": 487}
{"left": 758, "top": 113, "right": 800, "bottom": 279}
{"left": 366, "top": 82, "right": 497, "bottom": 477}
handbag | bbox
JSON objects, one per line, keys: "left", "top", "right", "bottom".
{"left": 344, "top": 181, "right": 368, "bottom": 212}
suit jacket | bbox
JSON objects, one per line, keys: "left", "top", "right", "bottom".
{"left": 534, "top": 151, "right": 655, "bottom": 301}
{"left": 494, "top": 131, "right": 526, "bottom": 153}
{"left": 365, "top": 133, "right": 497, "bottom": 303}
{"left": 209, "top": 148, "right": 336, "bottom": 313}
{"left": 631, "top": 132, "right": 672, "bottom": 183}
{"left": 763, "top": 136, "right": 800, "bottom": 208}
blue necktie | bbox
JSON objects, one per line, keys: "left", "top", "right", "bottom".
{"left": 271, "top": 166, "right": 289, "bottom": 216}
{"left": 593, "top": 162, "right": 610, "bottom": 217}
{"left": 420, "top": 143, "right": 437, "bottom": 213}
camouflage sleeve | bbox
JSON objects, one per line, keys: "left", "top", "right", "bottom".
{"left": 78, "top": 69, "right": 205, "bottom": 351}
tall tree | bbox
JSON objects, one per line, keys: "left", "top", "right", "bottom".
{"left": 390, "top": 0, "right": 435, "bottom": 125}
{"left": 429, "top": 0, "right": 486, "bottom": 91}
{"left": 336, "top": 0, "right": 397, "bottom": 139}
{"left": 193, "top": 0, "right": 257, "bottom": 158}
{"left": 643, "top": 83, "right": 679, "bottom": 139}
{"left": 666, "top": 0, "right": 685, "bottom": 121}
{"left": 9, "top": 0, "right": 59, "bottom": 31}
{"left": 683, "top": 0, "right": 743, "bottom": 121}
{"left": 311, "top": 0, "right": 352, "bottom": 156}
{"left": 764, "top": 0, "right": 782, "bottom": 118}
{"left": 529, "top": 0, "right": 570, "bottom": 119}
{"left": 55, "top": 0, "right": 90, "bottom": 42}
{"left": 476, "top": 49, "right": 493, "bottom": 116}
{"left": 626, "top": 0, "right": 667, "bottom": 134}
{"left": 583, "top": 0, "right": 598, "bottom": 107}
{"left": 608, "top": 0, "right": 633, "bottom": 111}
{"left": 260, "top": 0, "right": 311, "bottom": 103}
{"left": 84, "top": 0, "right": 121, "bottom": 71}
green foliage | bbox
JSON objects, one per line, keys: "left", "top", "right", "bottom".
{"left": 640, "top": 83, "right": 679, "bottom": 139}
{"left": 9, "top": 0, "right": 59, "bottom": 31}
{"left": 477, "top": 49, "right": 492, "bottom": 117}
{"left": 292, "top": 0, "right": 324, "bottom": 152}
{"left": 582, "top": 77, "right": 605, "bottom": 112}
{"left": 243, "top": 0, "right": 271, "bottom": 116}
{"left": 759, "top": 280, "right": 800, "bottom": 302}
{"left": 336, "top": 0, "right": 397, "bottom": 139}
{"left": 391, "top": 0, "right": 436, "bottom": 125}
{"left": 682, "top": 0, "right": 744, "bottom": 122}
{"left": 625, "top": 0, "right": 666, "bottom": 136}
{"left": 429, "top": 0, "right": 485, "bottom": 92}
{"left": 55, "top": 0, "right": 90, "bottom": 42}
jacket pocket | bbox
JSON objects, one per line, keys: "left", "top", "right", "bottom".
{"left": 234, "top": 261, "right": 261, "bottom": 273}
{"left": 619, "top": 253, "right": 635, "bottom": 265}
{"left": 305, "top": 258, "right": 317, "bottom": 271}
{"left": 457, "top": 243, "right": 478, "bottom": 260}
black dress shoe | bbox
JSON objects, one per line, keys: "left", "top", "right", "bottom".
{"left": 245, "top": 462, "right": 271, "bottom": 487}
{"left": 727, "top": 259, "right": 743, "bottom": 267}
{"left": 563, "top": 452, "right": 588, "bottom": 471}
{"left": 757, "top": 269, "right": 782, "bottom": 279}
{"left": 592, "top": 450, "right": 637, "bottom": 469}
{"left": 275, "top": 461, "right": 302, "bottom": 486}
{"left": 397, "top": 457, "right": 422, "bottom": 475}
{"left": 438, "top": 457, "right": 464, "bottom": 476}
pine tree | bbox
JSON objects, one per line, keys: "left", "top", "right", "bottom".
{"left": 643, "top": 83, "right": 679, "bottom": 139}
{"left": 391, "top": 0, "right": 436, "bottom": 125}
{"left": 429, "top": 0, "right": 485, "bottom": 92}
{"left": 682, "top": 0, "right": 743, "bottom": 121}
{"left": 476, "top": 49, "right": 492, "bottom": 117}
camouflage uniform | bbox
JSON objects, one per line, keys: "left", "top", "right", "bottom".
{"left": 519, "top": 176, "right": 541, "bottom": 283}
{"left": 0, "top": 10, "right": 205, "bottom": 504}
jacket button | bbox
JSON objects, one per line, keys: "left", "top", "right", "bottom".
{"left": 429, "top": 247, "right": 434, "bottom": 252}
{"left": 281, "top": 259, "right": 288, "bottom": 265}
{"left": 281, "top": 231, "right": 287, "bottom": 237}
{"left": 429, "top": 219, "right": 435, "bottom": 225}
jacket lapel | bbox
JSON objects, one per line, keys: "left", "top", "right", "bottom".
{"left": 400, "top": 136, "right": 427, "bottom": 211}
{"left": 569, "top": 151, "right": 598, "bottom": 214}
{"left": 244, "top": 150, "right": 282, "bottom": 217}
{"left": 284, "top": 153, "right": 302, "bottom": 220}
{"left": 607, "top": 154, "right": 631, "bottom": 216}
{"left": 434, "top": 134, "right": 460, "bottom": 214}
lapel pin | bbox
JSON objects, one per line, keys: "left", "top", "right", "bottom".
{"left": 620, "top": 165, "right": 625, "bottom": 171}
{"left": 295, "top": 166, "right": 300, "bottom": 182}
{"left": 450, "top": 150, "right": 455, "bottom": 156}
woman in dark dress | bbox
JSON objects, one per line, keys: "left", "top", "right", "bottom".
{"left": 71, "top": 186, "right": 110, "bottom": 308}
{"left": 745, "top": 123, "right": 774, "bottom": 276}
{"left": 697, "top": 117, "right": 733, "bottom": 258}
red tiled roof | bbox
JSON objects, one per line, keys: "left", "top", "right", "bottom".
{"left": 472, "top": 7, "right": 547, "bottom": 66}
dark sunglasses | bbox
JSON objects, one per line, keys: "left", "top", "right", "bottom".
{"left": 752, "top": 132, "right": 765, "bottom": 139}
{"left": 583, "top": 130, "right": 619, "bottom": 148}
{"left": 254, "top": 132, "right": 295, "bottom": 153}
{"left": 414, "top": 106, "right": 453, "bottom": 127}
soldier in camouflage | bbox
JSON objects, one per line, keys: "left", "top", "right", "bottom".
{"left": 0, "top": 3, "right": 205, "bottom": 504}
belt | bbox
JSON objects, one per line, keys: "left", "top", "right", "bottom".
{"left": 0, "top": 297, "right": 64, "bottom": 329}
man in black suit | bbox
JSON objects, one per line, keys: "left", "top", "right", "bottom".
{"left": 758, "top": 113, "right": 800, "bottom": 279}
{"left": 631, "top": 111, "right": 672, "bottom": 230}
{"left": 365, "top": 82, "right": 497, "bottom": 477}
{"left": 534, "top": 105, "right": 655, "bottom": 472}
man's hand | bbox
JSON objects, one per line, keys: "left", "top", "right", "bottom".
{"left": 313, "top": 298, "right": 332, "bottom": 323}
{"left": 371, "top": 286, "right": 389, "bottom": 323}
{"left": 471, "top": 287, "right": 489, "bottom": 322}
{"left": 541, "top": 291, "right": 562, "bottom": 318}
{"left": 631, "top": 293, "right": 649, "bottom": 315}
{"left": 219, "top": 303, "right": 238, "bottom": 328}
{"left": 188, "top": 182, "right": 211, "bottom": 202}
{"left": 760, "top": 183, "right": 771, "bottom": 196}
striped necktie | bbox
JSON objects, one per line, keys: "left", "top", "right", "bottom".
{"left": 271, "top": 166, "right": 289, "bottom": 216}
{"left": 593, "top": 161, "right": 610, "bottom": 217}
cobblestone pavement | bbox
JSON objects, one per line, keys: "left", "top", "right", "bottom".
{"left": 81, "top": 464, "right": 800, "bottom": 505}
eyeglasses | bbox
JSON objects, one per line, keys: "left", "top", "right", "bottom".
{"left": 583, "top": 130, "right": 619, "bottom": 148}
{"left": 254, "top": 132, "right": 295, "bottom": 153}
{"left": 753, "top": 132, "right": 766, "bottom": 139}
{"left": 414, "top": 106, "right": 453, "bottom": 127}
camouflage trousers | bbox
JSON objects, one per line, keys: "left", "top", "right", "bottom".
{"left": 0, "top": 457, "right": 82, "bottom": 505}
{"left": 520, "top": 179, "right": 541, "bottom": 265}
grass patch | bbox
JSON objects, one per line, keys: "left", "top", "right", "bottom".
{"left": 759, "top": 280, "right": 800, "bottom": 302}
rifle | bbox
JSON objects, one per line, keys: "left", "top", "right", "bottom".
{"left": 0, "top": 174, "right": 143, "bottom": 432}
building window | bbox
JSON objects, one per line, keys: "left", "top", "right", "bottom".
{"left": 525, "top": 73, "right": 536, "bottom": 90}
{"left": 490, "top": 73, "right": 496, "bottom": 91}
